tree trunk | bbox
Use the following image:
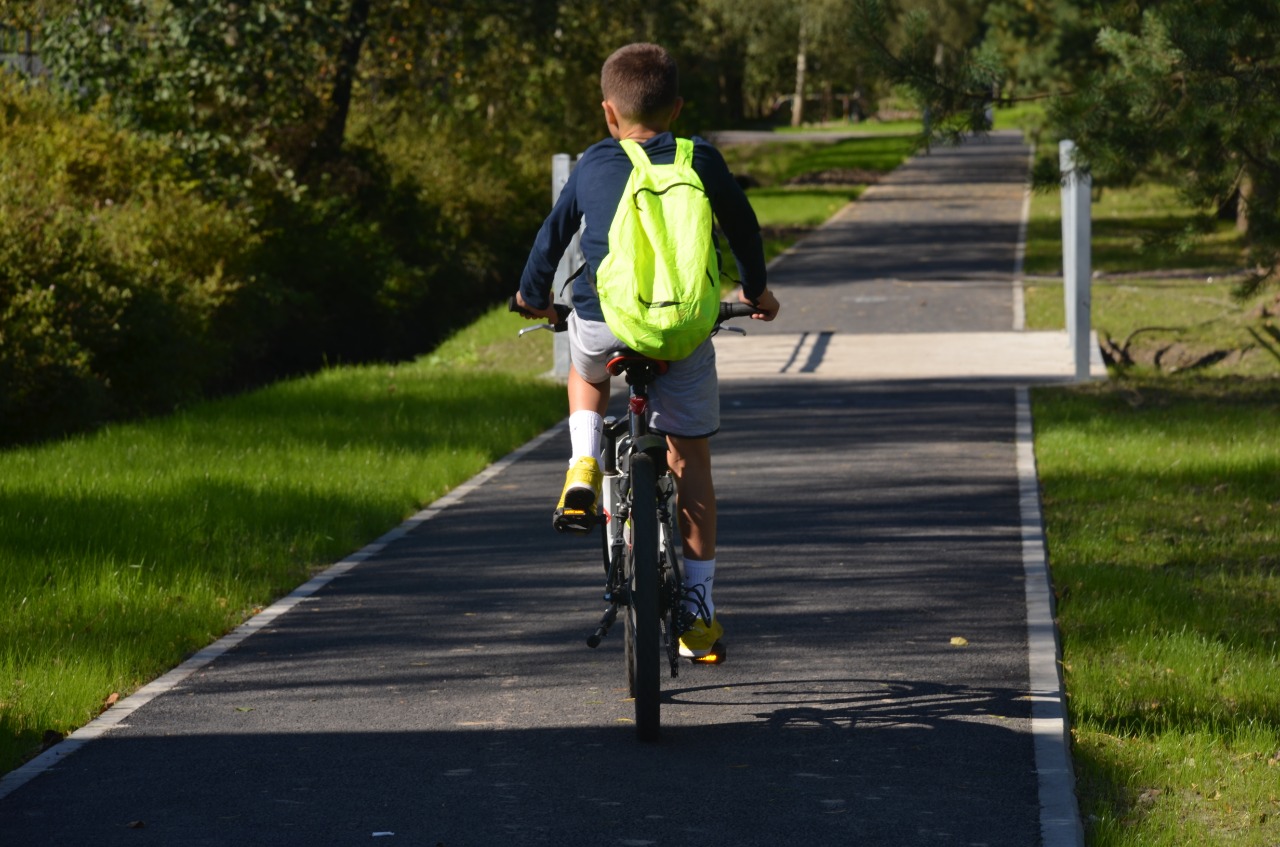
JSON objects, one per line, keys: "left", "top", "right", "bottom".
{"left": 792, "top": 19, "right": 807, "bottom": 128}
{"left": 1238, "top": 171, "right": 1251, "bottom": 235}
{"left": 307, "top": 0, "right": 372, "bottom": 173}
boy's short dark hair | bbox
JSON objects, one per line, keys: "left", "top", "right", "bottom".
{"left": 600, "top": 43, "right": 679, "bottom": 122}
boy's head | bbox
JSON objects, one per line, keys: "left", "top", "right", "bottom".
{"left": 600, "top": 43, "right": 680, "bottom": 127}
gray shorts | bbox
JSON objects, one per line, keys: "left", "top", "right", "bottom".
{"left": 568, "top": 314, "right": 720, "bottom": 438}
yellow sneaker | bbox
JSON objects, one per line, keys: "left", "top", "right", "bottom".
{"left": 678, "top": 615, "right": 724, "bottom": 659}
{"left": 553, "top": 457, "right": 601, "bottom": 534}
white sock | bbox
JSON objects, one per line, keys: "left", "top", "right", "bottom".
{"left": 568, "top": 411, "right": 603, "bottom": 463}
{"left": 682, "top": 557, "right": 716, "bottom": 620}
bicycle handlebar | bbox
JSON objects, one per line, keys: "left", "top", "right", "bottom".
{"left": 509, "top": 295, "right": 758, "bottom": 333}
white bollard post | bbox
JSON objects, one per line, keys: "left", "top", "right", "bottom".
{"left": 1059, "top": 140, "right": 1092, "bottom": 379}
{"left": 550, "top": 154, "right": 583, "bottom": 381}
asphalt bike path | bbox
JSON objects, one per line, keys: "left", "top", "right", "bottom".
{"left": 1, "top": 131, "right": 1082, "bottom": 845}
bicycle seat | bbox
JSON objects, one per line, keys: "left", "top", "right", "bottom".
{"left": 605, "top": 351, "right": 669, "bottom": 378}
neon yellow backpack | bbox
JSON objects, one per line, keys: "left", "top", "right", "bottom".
{"left": 595, "top": 138, "right": 720, "bottom": 361}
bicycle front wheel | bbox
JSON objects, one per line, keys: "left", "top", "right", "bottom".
{"left": 624, "top": 452, "right": 661, "bottom": 742}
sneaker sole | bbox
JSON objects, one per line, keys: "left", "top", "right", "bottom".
{"left": 561, "top": 484, "right": 597, "bottom": 512}
{"left": 554, "top": 485, "right": 599, "bottom": 534}
{"left": 681, "top": 639, "right": 726, "bottom": 663}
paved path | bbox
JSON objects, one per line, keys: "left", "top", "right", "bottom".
{"left": 0, "top": 131, "right": 1085, "bottom": 846}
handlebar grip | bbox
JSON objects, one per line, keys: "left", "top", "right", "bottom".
{"left": 507, "top": 294, "right": 534, "bottom": 317}
{"left": 718, "top": 301, "right": 758, "bottom": 322}
{"left": 508, "top": 295, "right": 571, "bottom": 331}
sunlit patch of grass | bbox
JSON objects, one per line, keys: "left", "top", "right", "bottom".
{"left": 720, "top": 136, "right": 914, "bottom": 262}
{"left": 1023, "top": 183, "right": 1245, "bottom": 278}
{"left": 1033, "top": 380, "right": 1280, "bottom": 845}
{"left": 720, "top": 135, "right": 918, "bottom": 187}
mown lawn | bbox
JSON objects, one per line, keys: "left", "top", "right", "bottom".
{"left": 1033, "top": 380, "right": 1280, "bottom": 845}
{"left": 1025, "top": 167, "right": 1280, "bottom": 844}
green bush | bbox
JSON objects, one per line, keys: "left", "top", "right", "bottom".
{"left": 0, "top": 79, "right": 549, "bottom": 448}
{"left": 0, "top": 77, "right": 260, "bottom": 445}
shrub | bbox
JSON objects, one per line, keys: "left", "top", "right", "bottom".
{"left": 0, "top": 77, "right": 260, "bottom": 445}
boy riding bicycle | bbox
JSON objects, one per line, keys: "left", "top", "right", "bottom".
{"left": 515, "top": 42, "right": 780, "bottom": 659}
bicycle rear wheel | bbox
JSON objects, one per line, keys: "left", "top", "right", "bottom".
{"left": 624, "top": 452, "right": 661, "bottom": 741}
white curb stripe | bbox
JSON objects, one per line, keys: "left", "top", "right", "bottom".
{"left": 1016, "top": 387, "right": 1085, "bottom": 847}
{"left": 0, "top": 423, "right": 565, "bottom": 802}
{"left": 1012, "top": 144, "right": 1034, "bottom": 332}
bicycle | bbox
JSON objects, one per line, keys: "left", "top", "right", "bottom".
{"left": 511, "top": 297, "right": 755, "bottom": 741}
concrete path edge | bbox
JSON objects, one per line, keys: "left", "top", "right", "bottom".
{"left": 1017, "top": 386, "right": 1086, "bottom": 847}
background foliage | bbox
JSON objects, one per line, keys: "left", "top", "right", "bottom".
{"left": 5, "top": 0, "right": 1278, "bottom": 447}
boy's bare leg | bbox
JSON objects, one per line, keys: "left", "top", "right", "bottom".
{"left": 568, "top": 364, "right": 610, "bottom": 416}
{"left": 666, "top": 435, "right": 716, "bottom": 559}
{"left": 669, "top": 435, "right": 722, "bottom": 655}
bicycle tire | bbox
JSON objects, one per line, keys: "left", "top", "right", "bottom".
{"left": 624, "top": 452, "right": 661, "bottom": 741}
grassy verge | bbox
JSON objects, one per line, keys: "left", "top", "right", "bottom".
{"left": 1025, "top": 167, "right": 1280, "bottom": 843}
{"left": 1033, "top": 380, "right": 1280, "bottom": 845}
{"left": 1023, "top": 182, "right": 1277, "bottom": 379}
{"left": 720, "top": 135, "right": 917, "bottom": 263}
{"left": 0, "top": 307, "right": 564, "bottom": 776}
{"left": 773, "top": 118, "right": 924, "bottom": 136}
{"left": 1023, "top": 182, "right": 1245, "bottom": 280}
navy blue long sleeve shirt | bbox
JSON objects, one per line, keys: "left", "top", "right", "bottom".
{"left": 518, "top": 132, "right": 767, "bottom": 323}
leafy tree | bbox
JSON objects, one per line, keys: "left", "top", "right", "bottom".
{"left": 32, "top": 0, "right": 369, "bottom": 195}
{"left": 1054, "top": 2, "right": 1280, "bottom": 292}
{"left": 854, "top": 0, "right": 1280, "bottom": 290}
{"left": 849, "top": 0, "right": 1002, "bottom": 141}
{"left": 694, "top": 0, "right": 885, "bottom": 124}
{"left": 980, "top": 0, "right": 1095, "bottom": 95}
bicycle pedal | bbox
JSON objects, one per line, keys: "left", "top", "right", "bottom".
{"left": 553, "top": 507, "right": 595, "bottom": 535}
{"left": 689, "top": 640, "right": 726, "bottom": 665}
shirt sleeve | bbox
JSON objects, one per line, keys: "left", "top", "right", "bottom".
{"left": 517, "top": 166, "right": 584, "bottom": 311}
{"left": 694, "top": 140, "right": 768, "bottom": 302}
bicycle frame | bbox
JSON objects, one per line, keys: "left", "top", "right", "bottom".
{"left": 596, "top": 365, "right": 686, "bottom": 661}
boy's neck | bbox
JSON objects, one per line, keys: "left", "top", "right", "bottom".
{"left": 603, "top": 97, "right": 680, "bottom": 144}
{"left": 616, "top": 125, "right": 669, "bottom": 143}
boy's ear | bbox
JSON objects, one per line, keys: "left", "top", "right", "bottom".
{"left": 669, "top": 97, "right": 684, "bottom": 124}
{"left": 602, "top": 99, "right": 623, "bottom": 138}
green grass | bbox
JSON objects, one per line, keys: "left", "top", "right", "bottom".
{"left": 1022, "top": 134, "right": 1280, "bottom": 843}
{"left": 720, "top": 135, "right": 918, "bottom": 187}
{"left": 0, "top": 306, "right": 564, "bottom": 775}
{"left": 1024, "top": 182, "right": 1246, "bottom": 279}
{"left": 1021, "top": 176, "right": 1279, "bottom": 378}
{"left": 719, "top": 135, "right": 916, "bottom": 263}
{"left": 1032, "top": 380, "right": 1280, "bottom": 845}
{"left": 773, "top": 118, "right": 924, "bottom": 136}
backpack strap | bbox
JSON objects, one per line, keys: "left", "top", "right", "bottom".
{"left": 674, "top": 137, "right": 693, "bottom": 168}
{"left": 618, "top": 137, "right": 694, "bottom": 169}
{"left": 618, "top": 138, "right": 651, "bottom": 168}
